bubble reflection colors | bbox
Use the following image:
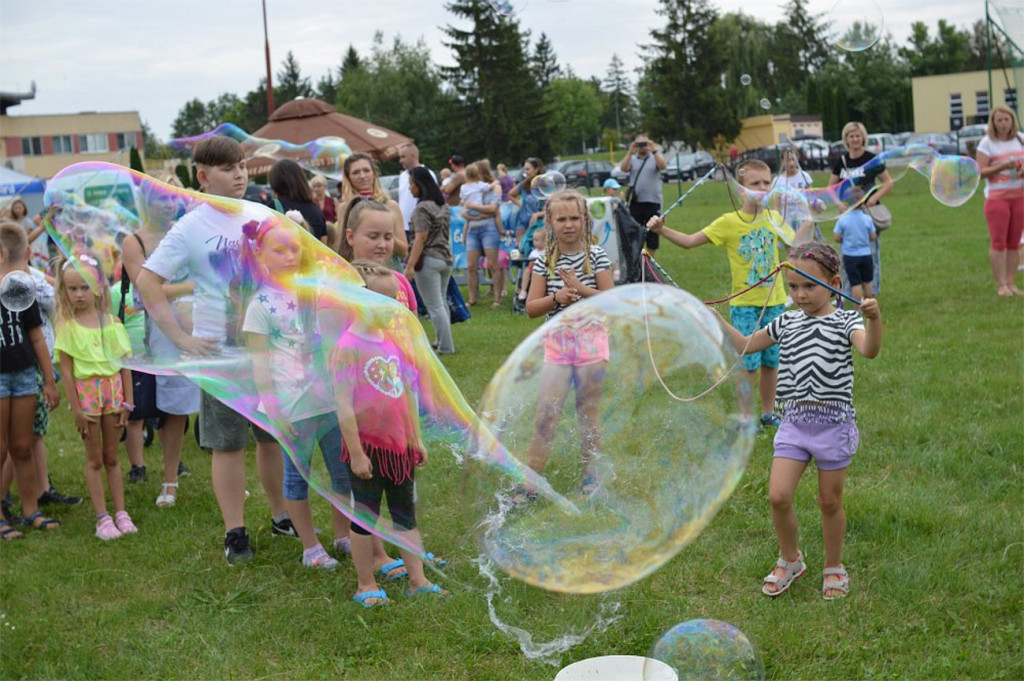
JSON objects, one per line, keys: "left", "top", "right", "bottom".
{"left": 534, "top": 171, "right": 567, "bottom": 198}
{"left": 645, "top": 619, "right": 765, "bottom": 681}
{"left": 0, "top": 270, "right": 36, "bottom": 312}
{"left": 828, "top": 0, "right": 884, "bottom": 52}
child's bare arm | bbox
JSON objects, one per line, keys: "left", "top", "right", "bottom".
{"left": 709, "top": 307, "right": 776, "bottom": 354}
{"left": 647, "top": 216, "right": 710, "bottom": 249}
{"left": 118, "top": 367, "right": 133, "bottom": 427}
{"left": 28, "top": 327, "right": 59, "bottom": 408}
{"left": 247, "top": 332, "right": 296, "bottom": 437}
{"left": 851, "top": 299, "right": 882, "bottom": 358}
{"left": 332, "top": 365, "right": 371, "bottom": 479}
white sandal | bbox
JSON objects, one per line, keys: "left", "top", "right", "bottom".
{"left": 762, "top": 551, "right": 807, "bottom": 597}
{"left": 155, "top": 482, "right": 179, "bottom": 508}
{"left": 822, "top": 565, "right": 849, "bottom": 600}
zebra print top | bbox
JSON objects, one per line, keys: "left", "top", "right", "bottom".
{"left": 765, "top": 309, "right": 864, "bottom": 407}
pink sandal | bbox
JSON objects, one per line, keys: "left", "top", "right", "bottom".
{"left": 95, "top": 514, "right": 122, "bottom": 541}
{"left": 114, "top": 511, "right": 138, "bottom": 534}
{"left": 762, "top": 551, "right": 807, "bottom": 597}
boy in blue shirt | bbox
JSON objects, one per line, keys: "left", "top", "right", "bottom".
{"left": 833, "top": 202, "right": 877, "bottom": 300}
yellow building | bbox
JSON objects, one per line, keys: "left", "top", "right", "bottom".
{"left": 912, "top": 69, "right": 1019, "bottom": 133}
{"left": 729, "top": 114, "right": 823, "bottom": 152}
{"left": 1, "top": 111, "right": 144, "bottom": 178}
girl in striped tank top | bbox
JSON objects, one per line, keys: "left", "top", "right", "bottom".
{"left": 718, "top": 242, "right": 882, "bottom": 601}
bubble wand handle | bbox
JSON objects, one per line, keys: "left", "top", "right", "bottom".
{"left": 659, "top": 165, "right": 718, "bottom": 219}
{"left": 783, "top": 262, "right": 862, "bottom": 306}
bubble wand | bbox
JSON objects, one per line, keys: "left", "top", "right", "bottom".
{"left": 782, "top": 262, "right": 861, "bottom": 306}
{"left": 658, "top": 165, "right": 719, "bottom": 219}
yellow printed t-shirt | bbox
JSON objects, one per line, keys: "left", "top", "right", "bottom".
{"left": 701, "top": 210, "right": 793, "bottom": 308}
{"left": 54, "top": 316, "right": 131, "bottom": 379}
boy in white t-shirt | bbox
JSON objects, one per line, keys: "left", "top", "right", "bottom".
{"left": 136, "top": 137, "right": 294, "bottom": 565}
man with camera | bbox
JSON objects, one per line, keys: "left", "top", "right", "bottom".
{"left": 619, "top": 133, "right": 668, "bottom": 257}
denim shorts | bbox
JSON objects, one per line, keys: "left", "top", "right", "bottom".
{"left": 774, "top": 406, "right": 859, "bottom": 471}
{"left": 731, "top": 304, "right": 785, "bottom": 370}
{"left": 465, "top": 220, "right": 501, "bottom": 252}
{"left": 282, "top": 413, "right": 351, "bottom": 501}
{"left": 0, "top": 366, "right": 38, "bottom": 399}
{"left": 199, "top": 390, "right": 276, "bottom": 451}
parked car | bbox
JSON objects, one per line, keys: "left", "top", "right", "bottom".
{"left": 893, "top": 131, "right": 914, "bottom": 147}
{"left": 244, "top": 183, "right": 273, "bottom": 205}
{"left": 794, "top": 139, "right": 830, "bottom": 170}
{"left": 660, "top": 151, "right": 715, "bottom": 181}
{"left": 866, "top": 133, "right": 898, "bottom": 154}
{"left": 828, "top": 140, "right": 847, "bottom": 169}
{"left": 956, "top": 124, "right": 988, "bottom": 155}
{"left": 906, "top": 133, "right": 957, "bottom": 156}
{"left": 379, "top": 174, "right": 400, "bottom": 201}
{"left": 550, "top": 160, "right": 615, "bottom": 188}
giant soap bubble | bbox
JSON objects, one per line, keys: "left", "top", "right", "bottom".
{"left": 0, "top": 270, "right": 36, "bottom": 312}
{"left": 170, "top": 123, "right": 352, "bottom": 180}
{"left": 44, "top": 162, "right": 475, "bottom": 559}
{"left": 465, "top": 284, "right": 756, "bottom": 594}
{"left": 645, "top": 619, "right": 765, "bottom": 681}
{"left": 534, "top": 171, "right": 567, "bottom": 198}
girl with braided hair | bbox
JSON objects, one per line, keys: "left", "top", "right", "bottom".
{"left": 521, "top": 192, "right": 613, "bottom": 499}
{"left": 716, "top": 241, "right": 883, "bottom": 601}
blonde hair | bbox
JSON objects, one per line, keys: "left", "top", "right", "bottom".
{"left": 54, "top": 253, "right": 111, "bottom": 325}
{"left": 475, "top": 159, "right": 496, "bottom": 184}
{"left": 464, "top": 163, "right": 481, "bottom": 182}
{"left": 841, "top": 122, "right": 869, "bottom": 148}
{"left": 349, "top": 258, "right": 396, "bottom": 295}
{"left": 337, "top": 198, "right": 392, "bottom": 261}
{"left": 310, "top": 175, "right": 328, "bottom": 188}
{"left": 987, "top": 104, "right": 1020, "bottom": 141}
{"left": 543, "top": 192, "right": 594, "bottom": 276}
{"left": 0, "top": 221, "right": 28, "bottom": 261}
{"left": 735, "top": 158, "right": 771, "bottom": 185}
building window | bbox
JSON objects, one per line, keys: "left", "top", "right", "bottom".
{"left": 976, "top": 91, "right": 990, "bottom": 118}
{"left": 52, "top": 135, "right": 73, "bottom": 155}
{"left": 1006, "top": 88, "right": 1018, "bottom": 110}
{"left": 20, "top": 137, "right": 42, "bottom": 156}
{"left": 949, "top": 93, "right": 963, "bottom": 117}
{"left": 116, "top": 132, "right": 138, "bottom": 150}
{"left": 78, "top": 133, "right": 109, "bottom": 154}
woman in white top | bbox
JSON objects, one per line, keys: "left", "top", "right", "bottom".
{"left": 975, "top": 104, "right": 1024, "bottom": 296}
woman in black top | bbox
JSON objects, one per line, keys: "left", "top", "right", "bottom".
{"left": 828, "top": 122, "right": 894, "bottom": 294}
{"left": 268, "top": 160, "right": 328, "bottom": 244}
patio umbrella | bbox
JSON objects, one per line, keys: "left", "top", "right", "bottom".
{"left": 249, "top": 97, "right": 413, "bottom": 175}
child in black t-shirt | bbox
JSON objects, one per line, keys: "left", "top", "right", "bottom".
{"left": 0, "top": 222, "right": 60, "bottom": 538}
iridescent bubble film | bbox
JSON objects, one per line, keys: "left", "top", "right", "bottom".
{"left": 739, "top": 74, "right": 752, "bottom": 87}
{"left": 465, "top": 284, "right": 755, "bottom": 594}
{"left": 645, "top": 619, "right": 765, "bottom": 681}
{"left": 759, "top": 98, "right": 771, "bottom": 111}
{"left": 0, "top": 270, "right": 36, "bottom": 312}
{"left": 169, "top": 123, "right": 352, "bottom": 179}
{"left": 534, "top": 171, "right": 567, "bottom": 198}
{"left": 827, "top": 0, "right": 884, "bottom": 52}
{"left": 43, "top": 162, "right": 476, "bottom": 559}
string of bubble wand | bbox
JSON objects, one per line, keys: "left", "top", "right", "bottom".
{"left": 657, "top": 165, "right": 719, "bottom": 219}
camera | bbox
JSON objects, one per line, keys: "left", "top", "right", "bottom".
{"left": 636, "top": 141, "right": 648, "bottom": 148}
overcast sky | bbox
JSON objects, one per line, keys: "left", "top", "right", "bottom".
{"left": 0, "top": 0, "right": 984, "bottom": 139}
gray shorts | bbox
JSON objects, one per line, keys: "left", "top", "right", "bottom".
{"left": 199, "top": 390, "right": 276, "bottom": 452}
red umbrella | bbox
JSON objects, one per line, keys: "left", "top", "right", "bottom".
{"left": 249, "top": 97, "right": 412, "bottom": 175}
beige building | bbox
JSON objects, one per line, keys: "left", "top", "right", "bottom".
{"left": 728, "top": 114, "right": 823, "bottom": 152}
{"left": 912, "top": 70, "right": 1019, "bottom": 133}
{"left": 1, "top": 111, "right": 144, "bottom": 178}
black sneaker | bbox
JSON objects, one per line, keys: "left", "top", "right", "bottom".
{"left": 271, "top": 516, "right": 299, "bottom": 538}
{"left": 177, "top": 461, "right": 191, "bottom": 478}
{"left": 38, "top": 486, "right": 83, "bottom": 506}
{"left": 224, "top": 527, "right": 254, "bottom": 565}
{"left": 128, "top": 465, "right": 148, "bottom": 484}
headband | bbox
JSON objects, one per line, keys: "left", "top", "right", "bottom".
{"left": 795, "top": 246, "right": 840, "bottom": 275}
{"left": 62, "top": 254, "right": 99, "bottom": 271}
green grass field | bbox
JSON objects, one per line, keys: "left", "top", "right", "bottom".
{"left": 2, "top": 172, "right": 1021, "bottom": 680}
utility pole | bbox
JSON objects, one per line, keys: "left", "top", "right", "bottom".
{"left": 263, "top": 0, "right": 275, "bottom": 116}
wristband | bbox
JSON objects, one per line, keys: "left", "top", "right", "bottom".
{"left": 121, "top": 402, "right": 135, "bottom": 411}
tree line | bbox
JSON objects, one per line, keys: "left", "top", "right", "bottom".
{"left": 157, "top": 0, "right": 1003, "bottom": 169}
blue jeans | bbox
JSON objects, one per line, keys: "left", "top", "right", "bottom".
{"left": 281, "top": 412, "right": 350, "bottom": 501}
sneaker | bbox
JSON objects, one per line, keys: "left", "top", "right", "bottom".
{"left": 224, "top": 527, "right": 254, "bottom": 565}
{"left": 38, "top": 486, "right": 83, "bottom": 507}
{"left": 128, "top": 465, "right": 147, "bottom": 484}
{"left": 113, "top": 510, "right": 138, "bottom": 534}
{"left": 302, "top": 546, "right": 340, "bottom": 570}
{"left": 760, "top": 413, "right": 782, "bottom": 428}
{"left": 95, "top": 514, "right": 123, "bottom": 541}
{"left": 177, "top": 461, "right": 191, "bottom": 478}
{"left": 272, "top": 516, "right": 299, "bottom": 538}
{"left": 333, "top": 537, "right": 352, "bottom": 557}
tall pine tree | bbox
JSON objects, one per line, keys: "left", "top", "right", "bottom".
{"left": 531, "top": 33, "right": 562, "bottom": 88}
{"left": 642, "top": 0, "right": 739, "bottom": 148}
{"left": 602, "top": 54, "right": 638, "bottom": 144}
{"left": 441, "top": 0, "right": 549, "bottom": 162}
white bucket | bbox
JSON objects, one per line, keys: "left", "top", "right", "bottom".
{"left": 554, "top": 655, "right": 678, "bottom": 681}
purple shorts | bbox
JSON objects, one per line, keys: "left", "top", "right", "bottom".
{"left": 773, "top": 408, "right": 859, "bottom": 471}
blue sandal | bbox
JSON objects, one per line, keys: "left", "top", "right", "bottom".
{"left": 0, "top": 518, "right": 23, "bottom": 541}
{"left": 424, "top": 552, "right": 447, "bottom": 568}
{"left": 406, "top": 583, "right": 450, "bottom": 598}
{"left": 376, "top": 559, "right": 407, "bottom": 581}
{"left": 352, "top": 590, "right": 389, "bottom": 608}
{"left": 22, "top": 511, "right": 60, "bottom": 531}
